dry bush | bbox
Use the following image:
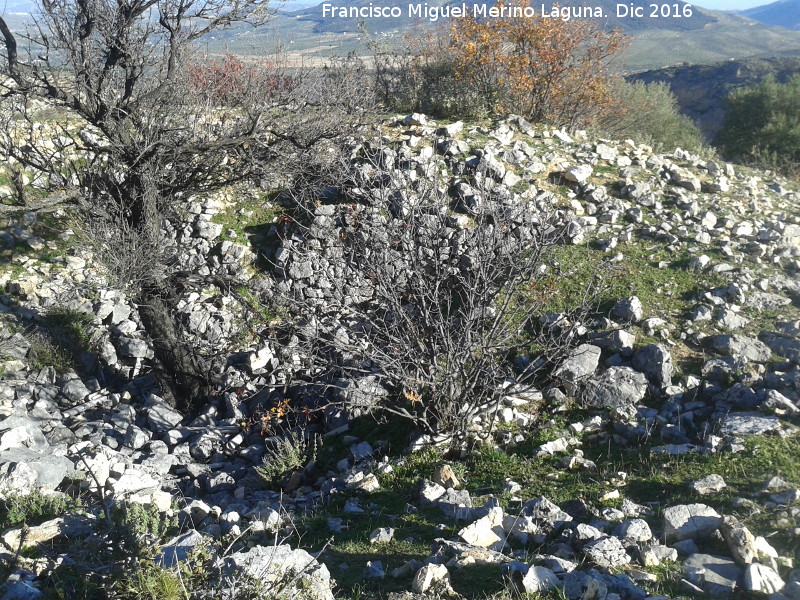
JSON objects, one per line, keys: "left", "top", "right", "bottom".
{"left": 275, "top": 148, "right": 604, "bottom": 437}
{"left": 371, "top": 0, "right": 628, "bottom": 126}
{"left": 448, "top": 0, "right": 628, "bottom": 127}
{"left": 365, "top": 26, "right": 488, "bottom": 119}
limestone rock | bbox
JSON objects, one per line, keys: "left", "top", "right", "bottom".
{"left": 432, "top": 464, "right": 460, "bottom": 489}
{"left": 582, "top": 536, "right": 631, "bottom": 568}
{"left": 349, "top": 441, "right": 373, "bottom": 462}
{"left": 223, "top": 544, "right": 334, "bottom": 600}
{"left": 720, "top": 413, "right": 782, "bottom": 436}
{"left": 711, "top": 334, "right": 772, "bottom": 363}
{"left": 613, "top": 519, "right": 652, "bottom": 544}
{"left": 1, "top": 569, "right": 43, "bottom": 600}
{"left": 521, "top": 565, "right": 560, "bottom": 594}
{"left": 2, "top": 514, "right": 94, "bottom": 550}
{"left": 554, "top": 344, "right": 601, "bottom": 386}
{"left": 743, "top": 563, "right": 784, "bottom": 594}
{"left": 416, "top": 479, "right": 446, "bottom": 504}
{"left": 521, "top": 496, "right": 573, "bottom": 532}
{"left": 411, "top": 564, "right": 454, "bottom": 595}
{"left": 691, "top": 474, "right": 727, "bottom": 496}
{"left": 563, "top": 571, "right": 608, "bottom": 600}
{"left": 437, "top": 488, "right": 473, "bottom": 519}
{"left": 458, "top": 506, "right": 505, "bottom": 551}
{"left": 581, "top": 367, "right": 647, "bottom": 410}
{"left": 363, "top": 560, "right": 385, "bottom": 580}
{"left": 663, "top": 504, "right": 722, "bottom": 542}
{"left": 108, "top": 468, "right": 160, "bottom": 495}
{"left": 682, "top": 553, "right": 739, "bottom": 596}
{"left": 565, "top": 165, "right": 593, "bottom": 184}
{"left": 369, "top": 527, "right": 394, "bottom": 544}
{"left": 632, "top": 343, "right": 673, "bottom": 388}
{"left": 611, "top": 296, "right": 643, "bottom": 323}
{"left": 720, "top": 515, "right": 757, "bottom": 565}
{"left": 158, "top": 530, "right": 207, "bottom": 568}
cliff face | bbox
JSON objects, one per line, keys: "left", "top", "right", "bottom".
{"left": 628, "top": 56, "right": 800, "bottom": 141}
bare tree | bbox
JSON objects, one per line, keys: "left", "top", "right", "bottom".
{"left": 0, "top": 1, "right": 371, "bottom": 410}
{"left": 273, "top": 147, "right": 603, "bottom": 437}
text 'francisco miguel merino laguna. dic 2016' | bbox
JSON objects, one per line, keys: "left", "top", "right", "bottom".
{"left": 320, "top": 2, "right": 695, "bottom": 22}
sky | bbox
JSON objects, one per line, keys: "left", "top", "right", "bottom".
{"left": 1, "top": 0, "right": 778, "bottom": 16}
{"left": 278, "top": 0, "right": 776, "bottom": 11}
{"left": 690, "top": 0, "right": 771, "bottom": 9}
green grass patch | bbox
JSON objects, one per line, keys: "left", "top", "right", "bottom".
{"left": 538, "top": 242, "right": 728, "bottom": 320}
{"left": 211, "top": 191, "right": 279, "bottom": 246}
{"left": 235, "top": 285, "right": 278, "bottom": 324}
{"left": 41, "top": 563, "right": 107, "bottom": 600}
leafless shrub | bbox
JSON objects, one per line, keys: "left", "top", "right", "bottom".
{"left": 273, "top": 146, "right": 604, "bottom": 437}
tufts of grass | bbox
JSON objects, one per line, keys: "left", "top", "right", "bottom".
{"left": 43, "top": 307, "right": 94, "bottom": 349}
{"left": 27, "top": 307, "right": 96, "bottom": 373}
{"left": 118, "top": 561, "right": 186, "bottom": 600}
{"left": 235, "top": 285, "right": 278, "bottom": 324}
{"left": 40, "top": 564, "right": 106, "bottom": 600}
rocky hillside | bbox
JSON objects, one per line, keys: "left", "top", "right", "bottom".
{"left": 1, "top": 112, "right": 800, "bottom": 599}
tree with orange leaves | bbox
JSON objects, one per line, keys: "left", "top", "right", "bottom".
{"left": 449, "top": 0, "right": 629, "bottom": 127}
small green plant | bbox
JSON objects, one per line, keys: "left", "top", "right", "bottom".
{"left": 235, "top": 286, "right": 278, "bottom": 323}
{"left": 120, "top": 561, "right": 186, "bottom": 600}
{"left": 43, "top": 308, "right": 94, "bottom": 349}
{"left": 27, "top": 332, "right": 73, "bottom": 373}
{"left": 256, "top": 430, "right": 319, "bottom": 488}
{"left": 41, "top": 563, "right": 106, "bottom": 600}
{"left": 0, "top": 490, "right": 80, "bottom": 528}
{"left": 110, "top": 501, "right": 179, "bottom": 547}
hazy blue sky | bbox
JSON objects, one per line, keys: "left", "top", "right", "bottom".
{"left": 691, "top": 0, "right": 767, "bottom": 9}
{"left": 280, "top": 0, "right": 776, "bottom": 11}
{"left": 2, "top": 0, "right": 777, "bottom": 13}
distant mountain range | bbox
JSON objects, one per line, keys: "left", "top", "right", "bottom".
{"left": 740, "top": 0, "right": 800, "bottom": 30}
{"left": 259, "top": 0, "right": 800, "bottom": 71}
{"left": 3, "top": 0, "right": 800, "bottom": 72}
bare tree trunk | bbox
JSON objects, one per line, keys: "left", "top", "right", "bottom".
{"left": 136, "top": 286, "right": 208, "bottom": 412}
